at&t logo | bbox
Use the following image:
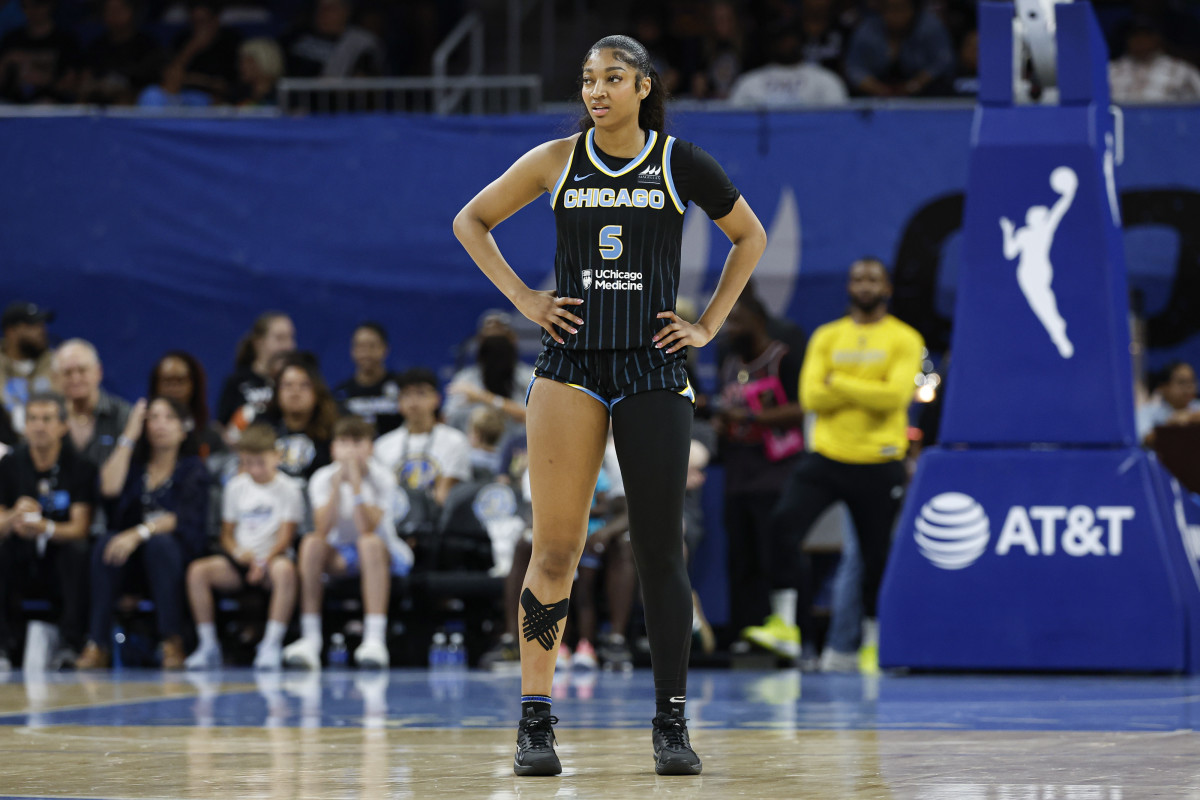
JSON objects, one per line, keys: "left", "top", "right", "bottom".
{"left": 915, "top": 492, "right": 1136, "bottom": 570}
{"left": 915, "top": 493, "right": 991, "bottom": 570}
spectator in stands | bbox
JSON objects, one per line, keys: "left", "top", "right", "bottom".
{"left": 466, "top": 406, "right": 506, "bottom": 481}
{"left": 691, "top": 0, "right": 743, "bottom": 99}
{"left": 729, "top": 22, "right": 848, "bottom": 106}
{"left": 571, "top": 437, "right": 634, "bottom": 671}
{"left": 952, "top": 28, "right": 979, "bottom": 97}
{"left": 282, "top": 0, "right": 386, "bottom": 78}
{"left": 375, "top": 367, "right": 471, "bottom": 507}
{"left": 0, "top": 392, "right": 96, "bottom": 670}
{"left": 184, "top": 424, "right": 301, "bottom": 670}
{"left": 844, "top": 0, "right": 955, "bottom": 98}
{"left": 798, "top": 0, "right": 852, "bottom": 75}
{"left": 260, "top": 354, "right": 335, "bottom": 486}
{"left": 53, "top": 339, "right": 131, "bottom": 469}
{"left": 1110, "top": 19, "right": 1200, "bottom": 104}
{"left": 0, "top": 0, "right": 80, "bottom": 103}
{"left": 632, "top": 9, "right": 682, "bottom": 96}
{"left": 283, "top": 416, "right": 413, "bottom": 670}
{"left": 1138, "top": 361, "right": 1200, "bottom": 446}
{"left": 232, "top": 36, "right": 282, "bottom": 107}
{"left": 444, "top": 311, "right": 534, "bottom": 436}
{"left": 1110, "top": 0, "right": 1200, "bottom": 69}
{"left": 77, "top": 396, "right": 210, "bottom": 670}
{"left": 713, "top": 291, "right": 805, "bottom": 657}
{"left": 148, "top": 351, "right": 222, "bottom": 459}
{"left": 139, "top": 0, "right": 241, "bottom": 106}
{"left": 332, "top": 321, "right": 404, "bottom": 436}
{"left": 217, "top": 311, "right": 295, "bottom": 444}
{"left": 0, "top": 301, "right": 56, "bottom": 436}
{"left": 79, "top": 0, "right": 164, "bottom": 106}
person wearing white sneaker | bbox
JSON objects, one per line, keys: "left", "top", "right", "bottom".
{"left": 294, "top": 417, "right": 413, "bottom": 670}
{"left": 185, "top": 424, "right": 302, "bottom": 670}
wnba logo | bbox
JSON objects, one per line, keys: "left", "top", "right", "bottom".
{"left": 915, "top": 492, "right": 991, "bottom": 570}
{"left": 581, "top": 268, "right": 592, "bottom": 290}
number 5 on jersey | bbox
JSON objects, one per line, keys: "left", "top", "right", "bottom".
{"left": 598, "top": 225, "right": 623, "bottom": 260}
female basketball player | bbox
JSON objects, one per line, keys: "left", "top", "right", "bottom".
{"left": 454, "top": 34, "right": 766, "bottom": 776}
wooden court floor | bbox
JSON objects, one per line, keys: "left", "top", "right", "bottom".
{"left": 1, "top": 668, "right": 1199, "bottom": 799}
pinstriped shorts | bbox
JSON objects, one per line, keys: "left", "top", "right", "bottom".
{"left": 529, "top": 346, "right": 695, "bottom": 412}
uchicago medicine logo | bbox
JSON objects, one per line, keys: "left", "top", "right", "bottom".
{"left": 915, "top": 491, "right": 1135, "bottom": 571}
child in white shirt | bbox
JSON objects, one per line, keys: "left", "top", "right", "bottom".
{"left": 185, "top": 424, "right": 303, "bottom": 670}
{"left": 283, "top": 416, "right": 413, "bottom": 669}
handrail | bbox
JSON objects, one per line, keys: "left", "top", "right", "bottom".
{"left": 433, "top": 11, "right": 485, "bottom": 114}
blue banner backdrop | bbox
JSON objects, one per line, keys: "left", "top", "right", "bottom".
{"left": 2, "top": 108, "right": 1199, "bottom": 405}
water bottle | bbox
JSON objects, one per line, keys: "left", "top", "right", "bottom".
{"left": 112, "top": 625, "right": 125, "bottom": 671}
{"left": 447, "top": 632, "right": 466, "bottom": 669}
{"left": 428, "top": 632, "right": 448, "bottom": 668}
{"left": 329, "top": 633, "right": 348, "bottom": 668}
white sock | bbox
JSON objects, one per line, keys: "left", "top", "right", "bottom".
{"left": 301, "top": 614, "right": 322, "bottom": 645}
{"left": 261, "top": 620, "right": 287, "bottom": 649}
{"left": 197, "top": 623, "right": 218, "bottom": 650}
{"left": 770, "top": 589, "right": 798, "bottom": 628}
{"left": 862, "top": 617, "right": 880, "bottom": 649}
{"left": 364, "top": 614, "right": 387, "bottom": 644}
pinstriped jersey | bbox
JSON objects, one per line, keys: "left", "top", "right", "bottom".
{"left": 548, "top": 128, "right": 687, "bottom": 351}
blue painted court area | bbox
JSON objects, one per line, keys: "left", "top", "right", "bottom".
{"left": 3, "top": 668, "right": 1200, "bottom": 733}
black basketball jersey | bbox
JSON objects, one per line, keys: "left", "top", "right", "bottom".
{"left": 549, "top": 128, "right": 686, "bottom": 351}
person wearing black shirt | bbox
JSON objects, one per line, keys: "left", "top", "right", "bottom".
{"left": 714, "top": 291, "right": 806, "bottom": 656}
{"left": 80, "top": 0, "right": 164, "bottom": 106}
{"left": 77, "top": 397, "right": 209, "bottom": 671}
{"left": 260, "top": 356, "right": 335, "bottom": 485}
{"left": 216, "top": 311, "right": 294, "bottom": 445}
{"left": 454, "top": 34, "right": 766, "bottom": 777}
{"left": 0, "top": 393, "right": 97, "bottom": 668}
{"left": 0, "top": 0, "right": 81, "bottom": 103}
{"left": 332, "top": 322, "right": 404, "bottom": 436}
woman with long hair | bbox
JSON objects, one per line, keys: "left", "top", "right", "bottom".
{"left": 148, "top": 350, "right": 223, "bottom": 458}
{"left": 454, "top": 34, "right": 766, "bottom": 776}
{"left": 260, "top": 353, "right": 336, "bottom": 485}
{"left": 217, "top": 311, "right": 295, "bottom": 443}
{"left": 77, "top": 396, "right": 210, "bottom": 670}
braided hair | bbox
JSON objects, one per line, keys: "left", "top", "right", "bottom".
{"left": 577, "top": 34, "right": 668, "bottom": 133}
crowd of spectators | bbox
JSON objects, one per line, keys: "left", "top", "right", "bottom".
{"left": 1, "top": 0, "right": 1198, "bottom": 109}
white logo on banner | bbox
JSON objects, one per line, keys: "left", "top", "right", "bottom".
{"left": 999, "top": 166, "right": 1078, "bottom": 359}
{"left": 915, "top": 493, "right": 1136, "bottom": 569}
{"left": 915, "top": 492, "right": 991, "bottom": 570}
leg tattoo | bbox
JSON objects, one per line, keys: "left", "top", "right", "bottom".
{"left": 521, "top": 588, "right": 569, "bottom": 652}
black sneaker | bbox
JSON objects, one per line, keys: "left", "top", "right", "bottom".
{"left": 599, "top": 635, "right": 633, "bottom": 672}
{"left": 513, "top": 711, "right": 561, "bottom": 776}
{"left": 651, "top": 712, "right": 702, "bottom": 775}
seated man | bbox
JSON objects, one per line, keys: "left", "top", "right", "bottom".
{"left": 374, "top": 367, "right": 471, "bottom": 508}
{"left": 283, "top": 416, "right": 413, "bottom": 669}
{"left": 184, "top": 424, "right": 302, "bottom": 670}
{"left": 0, "top": 392, "right": 96, "bottom": 668}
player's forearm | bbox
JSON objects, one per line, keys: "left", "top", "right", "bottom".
{"left": 453, "top": 216, "right": 532, "bottom": 304}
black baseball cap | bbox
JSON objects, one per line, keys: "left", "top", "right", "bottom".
{"left": 1, "top": 302, "right": 55, "bottom": 329}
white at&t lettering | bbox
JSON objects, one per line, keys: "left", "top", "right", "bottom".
{"left": 995, "top": 505, "right": 1134, "bottom": 556}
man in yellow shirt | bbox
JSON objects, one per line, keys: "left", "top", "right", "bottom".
{"left": 754, "top": 258, "right": 923, "bottom": 670}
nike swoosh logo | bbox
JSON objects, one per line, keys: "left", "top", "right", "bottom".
{"left": 669, "top": 696, "right": 686, "bottom": 703}
{"left": 573, "top": 173, "right": 594, "bottom": 182}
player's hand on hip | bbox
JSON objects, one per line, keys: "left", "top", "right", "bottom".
{"left": 654, "top": 311, "right": 711, "bottom": 354}
{"left": 517, "top": 289, "right": 583, "bottom": 345}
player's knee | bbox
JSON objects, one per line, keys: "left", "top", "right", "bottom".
{"left": 532, "top": 544, "right": 582, "bottom": 583}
